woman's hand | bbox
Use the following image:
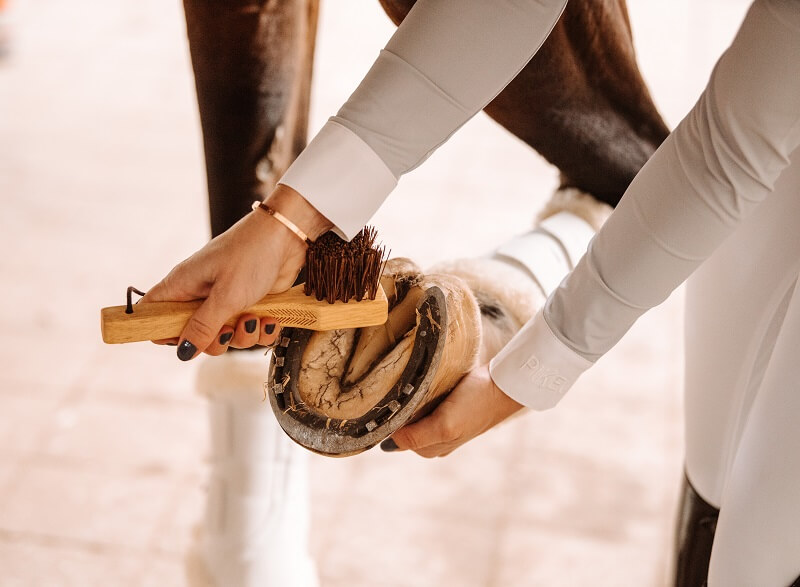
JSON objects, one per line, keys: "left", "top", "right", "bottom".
{"left": 384, "top": 364, "right": 524, "bottom": 457}
{"left": 142, "top": 185, "right": 332, "bottom": 360}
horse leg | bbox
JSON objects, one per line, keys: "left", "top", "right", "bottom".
{"left": 182, "top": 2, "right": 320, "bottom": 586}
{"left": 183, "top": 0, "right": 319, "bottom": 237}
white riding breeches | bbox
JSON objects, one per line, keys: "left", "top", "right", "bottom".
{"left": 685, "top": 152, "right": 800, "bottom": 587}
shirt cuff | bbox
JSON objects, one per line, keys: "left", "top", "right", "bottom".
{"left": 278, "top": 120, "right": 398, "bottom": 241}
{"left": 489, "top": 310, "right": 593, "bottom": 410}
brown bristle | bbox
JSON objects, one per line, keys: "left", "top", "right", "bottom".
{"left": 304, "top": 227, "right": 389, "bottom": 304}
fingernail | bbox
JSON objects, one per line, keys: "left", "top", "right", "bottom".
{"left": 264, "top": 323, "right": 275, "bottom": 335}
{"left": 177, "top": 340, "right": 197, "bottom": 361}
{"left": 380, "top": 438, "right": 398, "bottom": 452}
{"left": 219, "top": 332, "right": 233, "bottom": 345}
{"left": 245, "top": 319, "right": 257, "bottom": 334}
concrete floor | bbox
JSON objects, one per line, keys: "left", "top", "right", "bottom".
{"left": 0, "top": 0, "right": 751, "bottom": 585}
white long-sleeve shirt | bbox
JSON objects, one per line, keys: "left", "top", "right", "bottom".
{"left": 279, "top": 0, "right": 800, "bottom": 410}
{"left": 280, "top": 0, "right": 568, "bottom": 240}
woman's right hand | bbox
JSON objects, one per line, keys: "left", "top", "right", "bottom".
{"left": 142, "top": 185, "right": 333, "bottom": 361}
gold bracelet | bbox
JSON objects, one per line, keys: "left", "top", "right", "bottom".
{"left": 251, "top": 200, "right": 313, "bottom": 244}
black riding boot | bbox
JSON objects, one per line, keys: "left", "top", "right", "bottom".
{"left": 671, "top": 473, "right": 720, "bottom": 587}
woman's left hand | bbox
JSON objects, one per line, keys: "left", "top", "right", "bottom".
{"left": 384, "top": 364, "right": 524, "bottom": 458}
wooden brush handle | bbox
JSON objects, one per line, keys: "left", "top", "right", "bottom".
{"left": 101, "top": 284, "right": 388, "bottom": 344}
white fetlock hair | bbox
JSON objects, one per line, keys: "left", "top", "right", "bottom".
{"left": 537, "top": 186, "right": 612, "bottom": 231}
{"left": 428, "top": 257, "right": 542, "bottom": 362}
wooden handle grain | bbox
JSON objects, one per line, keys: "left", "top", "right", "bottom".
{"left": 100, "top": 284, "right": 388, "bottom": 344}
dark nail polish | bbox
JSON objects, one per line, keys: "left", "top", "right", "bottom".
{"left": 177, "top": 340, "right": 197, "bottom": 361}
{"left": 219, "top": 332, "right": 233, "bottom": 345}
{"left": 245, "top": 319, "right": 257, "bottom": 334}
{"left": 380, "top": 438, "right": 398, "bottom": 452}
{"left": 264, "top": 323, "right": 275, "bottom": 335}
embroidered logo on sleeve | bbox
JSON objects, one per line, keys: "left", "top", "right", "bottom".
{"left": 522, "top": 355, "right": 568, "bottom": 393}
